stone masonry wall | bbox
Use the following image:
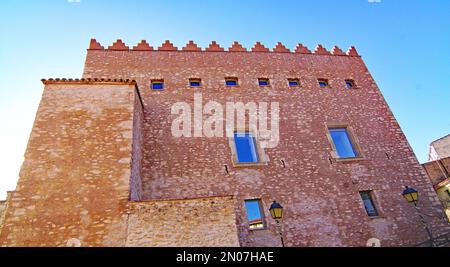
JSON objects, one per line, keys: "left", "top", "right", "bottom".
{"left": 126, "top": 196, "right": 240, "bottom": 247}
{"left": 130, "top": 92, "right": 144, "bottom": 201}
{"left": 0, "top": 201, "right": 6, "bottom": 231}
{"left": 82, "top": 40, "right": 450, "bottom": 246}
{"left": 0, "top": 81, "right": 138, "bottom": 247}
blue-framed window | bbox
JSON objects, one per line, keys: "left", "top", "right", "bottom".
{"left": 234, "top": 132, "right": 259, "bottom": 163}
{"left": 151, "top": 80, "right": 164, "bottom": 90}
{"left": 329, "top": 128, "right": 358, "bottom": 158}
{"left": 225, "top": 78, "right": 238, "bottom": 86}
{"left": 318, "top": 79, "right": 329, "bottom": 87}
{"left": 345, "top": 79, "right": 355, "bottom": 89}
{"left": 288, "top": 79, "right": 300, "bottom": 87}
{"left": 258, "top": 78, "right": 270, "bottom": 86}
{"left": 189, "top": 79, "right": 201, "bottom": 87}
{"left": 244, "top": 199, "right": 265, "bottom": 229}
{"left": 360, "top": 191, "right": 379, "bottom": 217}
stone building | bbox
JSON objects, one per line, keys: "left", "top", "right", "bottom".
{"left": 428, "top": 134, "right": 450, "bottom": 161}
{"left": 0, "top": 39, "right": 449, "bottom": 247}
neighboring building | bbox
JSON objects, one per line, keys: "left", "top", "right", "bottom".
{"left": 0, "top": 39, "right": 449, "bottom": 247}
{"left": 429, "top": 134, "right": 450, "bottom": 161}
{"left": 425, "top": 134, "right": 450, "bottom": 222}
{"left": 423, "top": 157, "right": 450, "bottom": 221}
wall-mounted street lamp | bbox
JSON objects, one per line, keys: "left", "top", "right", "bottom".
{"left": 402, "top": 186, "right": 419, "bottom": 205}
{"left": 402, "top": 186, "right": 434, "bottom": 247}
{"left": 269, "top": 201, "right": 285, "bottom": 247}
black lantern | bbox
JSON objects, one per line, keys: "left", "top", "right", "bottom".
{"left": 402, "top": 186, "right": 419, "bottom": 205}
{"left": 269, "top": 201, "right": 283, "bottom": 221}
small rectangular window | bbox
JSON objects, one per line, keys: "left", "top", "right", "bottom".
{"left": 360, "top": 191, "right": 379, "bottom": 217}
{"left": 318, "top": 79, "right": 329, "bottom": 87}
{"left": 329, "top": 127, "right": 358, "bottom": 158}
{"left": 288, "top": 78, "right": 300, "bottom": 87}
{"left": 189, "top": 78, "right": 201, "bottom": 87}
{"left": 244, "top": 199, "right": 265, "bottom": 229}
{"left": 234, "top": 132, "right": 259, "bottom": 163}
{"left": 225, "top": 77, "right": 238, "bottom": 86}
{"left": 258, "top": 78, "right": 270, "bottom": 86}
{"left": 151, "top": 80, "right": 164, "bottom": 90}
{"left": 345, "top": 79, "right": 355, "bottom": 89}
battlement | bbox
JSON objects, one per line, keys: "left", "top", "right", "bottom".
{"left": 41, "top": 78, "right": 137, "bottom": 85}
{"left": 88, "top": 38, "right": 360, "bottom": 57}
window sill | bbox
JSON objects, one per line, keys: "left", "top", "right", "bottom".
{"left": 334, "top": 157, "right": 366, "bottom": 163}
{"left": 232, "top": 161, "right": 267, "bottom": 168}
{"left": 248, "top": 226, "right": 267, "bottom": 232}
{"left": 368, "top": 215, "right": 386, "bottom": 220}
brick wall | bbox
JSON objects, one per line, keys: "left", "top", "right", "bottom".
{"left": 81, "top": 41, "right": 450, "bottom": 246}
{"left": 126, "top": 196, "right": 240, "bottom": 247}
{"left": 0, "top": 81, "right": 138, "bottom": 246}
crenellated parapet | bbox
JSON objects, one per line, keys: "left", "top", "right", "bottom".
{"left": 133, "top": 40, "right": 153, "bottom": 51}
{"left": 41, "top": 77, "right": 137, "bottom": 85}
{"left": 88, "top": 38, "right": 360, "bottom": 57}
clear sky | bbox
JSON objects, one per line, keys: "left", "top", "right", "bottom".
{"left": 0, "top": 0, "right": 449, "bottom": 199}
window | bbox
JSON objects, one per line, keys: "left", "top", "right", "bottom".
{"left": 189, "top": 78, "right": 201, "bottom": 87}
{"left": 225, "top": 77, "right": 238, "bottom": 86}
{"left": 234, "top": 132, "right": 259, "bottom": 163}
{"left": 329, "top": 127, "right": 358, "bottom": 158}
{"left": 288, "top": 78, "right": 300, "bottom": 87}
{"left": 318, "top": 79, "right": 329, "bottom": 87}
{"left": 360, "top": 191, "right": 379, "bottom": 217}
{"left": 245, "top": 199, "right": 265, "bottom": 229}
{"left": 258, "top": 78, "right": 270, "bottom": 86}
{"left": 345, "top": 79, "right": 355, "bottom": 89}
{"left": 151, "top": 80, "right": 164, "bottom": 90}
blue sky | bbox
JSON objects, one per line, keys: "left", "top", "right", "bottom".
{"left": 0, "top": 0, "right": 449, "bottom": 199}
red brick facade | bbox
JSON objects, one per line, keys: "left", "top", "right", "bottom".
{"left": 1, "top": 39, "right": 449, "bottom": 246}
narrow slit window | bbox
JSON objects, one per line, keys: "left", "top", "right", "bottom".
{"left": 258, "top": 78, "right": 270, "bottom": 86}
{"left": 329, "top": 127, "right": 358, "bottom": 158}
{"left": 189, "top": 78, "right": 202, "bottom": 87}
{"left": 234, "top": 132, "right": 259, "bottom": 163}
{"left": 345, "top": 79, "right": 355, "bottom": 89}
{"left": 225, "top": 77, "right": 238, "bottom": 86}
{"left": 151, "top": 80, "right": 164, "bottom": 90}
{"left": 318, "top": 79, "right": 329, "bottom": 87}
{"left": 360, "top": 191, "right": 379, "bottom": 217}
{"left": 288, "top": 78, "right": 300, "bottom": 87}
{"left": 244, "top": 199, "right": 265, "bottom": 229}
